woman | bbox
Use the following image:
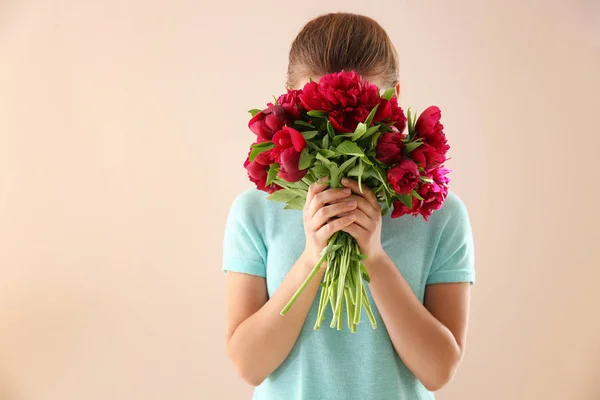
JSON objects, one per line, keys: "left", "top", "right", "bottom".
{"left": 223, "top": 13, "right": 475, "bottom": 400}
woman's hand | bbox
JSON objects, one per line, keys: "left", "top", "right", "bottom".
{"left": 331, "top": 178, "right": 385, "bottom": 260}
{"left": 303, "top": 178, "right": 358, "bottom": 265}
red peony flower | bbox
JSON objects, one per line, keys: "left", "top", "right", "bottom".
{"left": 376, "top": 133, "right": 406, "bottom": 165}
{"left": 410, "top": 142, "right": 447, "bottom": 169}
{"left": 387, "top": 159, "right": 420, "bottom": 195}
{"left": 243, "top": 148, "right": 281, "bottom": 194}
{"left": 276, "top": 89, "right": 303, "bottom": 113}
{"left": 374, "top": 97, "right": 407, "bottom": 133}
{"left": 414, "top": 106, "right": 449, "bottom": 155}
{"left": 271, "top": 127, "right": 307, "bottom": 182}
{"left": 249, "top": 98, "right": 301, "bottom": 141}
{"left": 299, "top": 71, "right": 380, "bottom": 133}
{"left": 417, "top": 167, "right": 450, "bottom": 220}
{"left": 391, "top": 196, "right": 421, "bottom": 219}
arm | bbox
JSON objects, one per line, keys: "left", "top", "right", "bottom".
{"left": 337, "top": 178, "right": 471, "bottom": 391}
{"left": 225, "top": 181, "right": 357, "bottom": 386}
{"left": 225, "top": 254, "right": 324, "bottom": 386}
{"left": 365, "top": 255, "right": 469, "bottom": 391}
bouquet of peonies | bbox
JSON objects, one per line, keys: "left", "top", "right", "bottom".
{"left": 244, "top": 71, "right": 450, "bottom": 332}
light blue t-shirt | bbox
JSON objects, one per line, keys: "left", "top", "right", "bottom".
{"left": 222, "top": 188, "right": 475, "bottom": 400}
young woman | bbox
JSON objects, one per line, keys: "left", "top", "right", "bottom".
{"left": 223, "top": 13, "right": 475, "bottom": 400}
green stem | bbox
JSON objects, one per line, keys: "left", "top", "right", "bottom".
{"left": 281, "top": 252, "right": 327, "bottom": 316}
{"left": 362, "top": 286, "right": 377, "bottom": 329}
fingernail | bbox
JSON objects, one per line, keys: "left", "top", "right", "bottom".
{"left": 348, "top": 201, "right": 357, "bottom": 207}
{"left": 318, "top": 177, "right": 328, "bottom": 184}
{"left": 343, "top": 188, "right": 351, "bottom": 194}
{"left": 341, "top": 178, "right": 349, "bottom": 183}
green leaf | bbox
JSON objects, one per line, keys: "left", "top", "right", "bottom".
{"left": 364, "top": 104, "right": 380, "bottom": 127}
{"left": 404, "top": 141, "right": 424, "bottom": 153}
{"left": 336, "top": 141, "right": 365, "bottom": 156}
{"left": 327, "top": 120, "right": 336, "bottom": 136}
{"left": 301, "top": 130, "right": 319, "bottom": 140}
{"left": 381, "top": 87, "right": 395, "bottom": 101}
{"left": 339, "top": 156, "right": 358, "bottom": 174}
{"left": 295, "top": 120, "right": 316, "bottom": 129}
{"left": 320, "top": 243, "right": 343, "bottom": 257}
{"left": 411, "top": 190, "right": 424, "bottom": 201}
{"left": 298, "top": 148, "right": 312, "bottom": 170}
{"left": 329, "top": 163, "right": 341, "bottom": 187}
{"left": 249, "top": 143, "right": 275, "bottom": 162}
{"left": 272, "top": 95, "right": 278, "bottom": 105}
{"left": 307, "top": 110, "right": 328, "bottom": 118}
{"left": 266, "top": 190, "right": 298, "bottom": 203}
{"left": 397, "top": 194, "right": 413, "bottom": 209}
{"left": 350, "top": 123, "right": 367, "bottom": 141}
{"left": 361, "top": 157, "right": 374, "bottom": 166}
{"left": 318, "top": 149, "right": 336, "bottom": 158}
{"left": 266, "top": 163, "right": 279, "bottom": 186}
{"left": 362, "top": 125, "right": 380, "bottom": 141}
{"left": 250, "top": 141, "right": 274, "bottom": 149}
{"left": 248, "top": 108, "right": 262, "bottom": 117}
{"left": 284, "top": 197, "right": 305, "bottom": 210}
{"left": 360, "top": 264, "right": 371, "bottom": 283}
{"left": 371, "top": 131, "right": 382, "bottom": 149}
{"left": 322, "top": 134, "right": 330, "bottom": 149}
{"left": 333, "top": 133, "right": 352, "bottom": 146}
{"left": 307, "top": 141, "right": 320, "bottom": 150}
{"left": 316, "top": 152, "right": 332, "bottom": 165}
{"left": 381, "top": 205, "right": 390, "bottom": 216}
{"left": 312, "top": 164, "right": 330, "bottom": 176}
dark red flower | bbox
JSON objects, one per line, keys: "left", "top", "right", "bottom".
{"left": 249, "top": 99, "right": 300, "bottom": 141}
{"left": 414, "top": 106, "right": 449, "bottom": 155}
{"left": 374, "top": 97, "right": 407, "bottom": 133}
{"left": 276, "top": 89, "right": 303, "bottom": 114}
{"left": 387, "top": 159, "right": 420, "bottom": 195}
{"left": 243, "top": 148, "right": 281, "bottom": 194}
{"left": 391, "top": 196, "right": 421, "bottom": 219}
{"left": 410, "top": 142, "right": 447, "bottom": 169}
{"left": 417, "top": 168, "right": 450, "bottom": 220}
{"left": 271, "top": 127, "right": 307, "bottom": 182}
{"left": 376, "top": 133, "right": 406, "bottom": 165}
{"left": 298, "top": 71, "right": 380, "bottom": 133}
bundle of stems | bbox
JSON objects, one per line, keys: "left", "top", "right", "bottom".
{"left": 280, "top": 231, "right": 377, "bottom": 332}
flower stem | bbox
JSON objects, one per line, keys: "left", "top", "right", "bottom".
{"left": 280, "top": 252, "right": 327, "bottom": 316}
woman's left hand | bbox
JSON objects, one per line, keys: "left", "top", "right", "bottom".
{"left": 331, "top": 178, "right": 386, "bottom": 259}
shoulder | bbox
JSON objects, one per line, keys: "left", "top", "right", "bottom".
{"left": 230, "top": 187, "right": 269, "bottom": 210}
{"left": 227, "top": 187, "right": 282, "bottom": 226}
{"left": 427, "top": 190, "right": 471, "bottom": 230}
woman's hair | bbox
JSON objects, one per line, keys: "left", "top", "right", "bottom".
{"left": 287, "top": 13, "right": 399, "bottom": 89}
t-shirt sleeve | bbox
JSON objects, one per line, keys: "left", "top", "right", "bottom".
{"left": 222, "top": 191, "right": 267, "bottom": 278}
{"left": 426, "top": 195, "right": 475, "bottom": 285}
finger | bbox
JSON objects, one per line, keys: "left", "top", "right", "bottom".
{"left": 308, "top": 188, "right": 352, "bottom": 218}
{"left": 312, "top": 201, "right": 358, "bottom": 229}
{"left": 337, "top": 209, "right": 373, "bottom": 231}
{"left": 341, "top": 222, "right": 368, "bottom": 241}
{"left": 316, "top": 214, "right": 356, "bottom": 242}
{"left": 327, "top": 195, "right": 378, "bottom": 220}
{"left": 341, "top": 178, "right": 380, "bottom": 209}
{"left": 305, "top": 177, "right": 329, "bottom": 210}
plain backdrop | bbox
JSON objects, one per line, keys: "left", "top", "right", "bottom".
{"left": 1, "top": 1, "right": 599, "bottom": 399}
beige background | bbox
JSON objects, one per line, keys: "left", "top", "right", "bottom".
{"left": 1, "top": 0, "right": 599, "bottom": 399}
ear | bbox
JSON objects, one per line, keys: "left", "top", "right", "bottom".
{"left": 394, "top": 82, "right": 401, "bottom": 98}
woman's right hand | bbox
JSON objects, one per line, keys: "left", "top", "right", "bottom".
{"left": 302, "top": 179, "right": 358, "bottom": 265}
